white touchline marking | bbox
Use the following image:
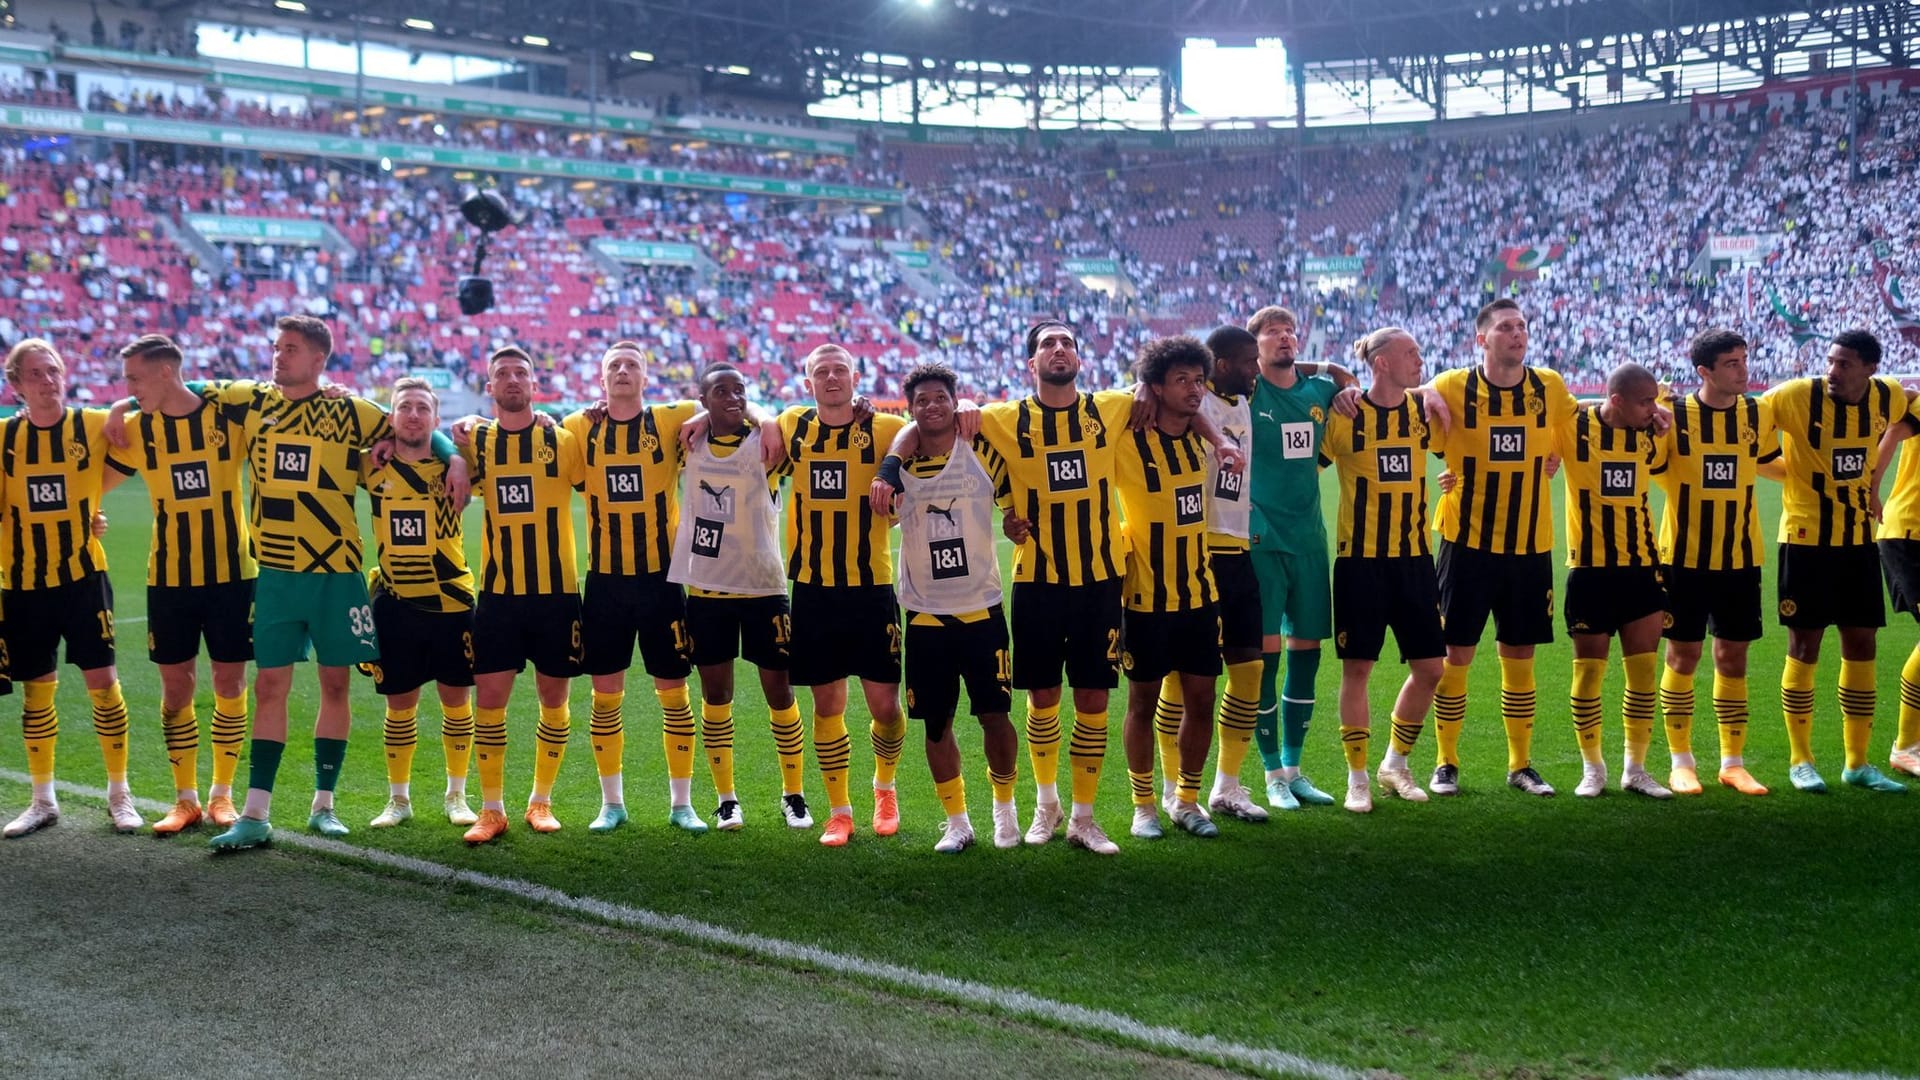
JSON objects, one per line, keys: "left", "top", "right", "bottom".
{"left": 115, "top": 616, "right": 147, "bottom": 624}
{"left": 7, "top": 771, "right": 1349, "bottom": 1080}
{"left": 1628, "top": 1073, "right": 1915, "bottom": 1080}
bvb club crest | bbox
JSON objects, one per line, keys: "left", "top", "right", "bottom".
{"left": 429, "top": 480, "right": 446, "bottom": 499}
{"left": 851, "top": 428, "right": 872, "bottom": 450}
{"left": 1780, "top": 599, "right": 1798, "bottom": 618}
{"left": 1873, "top": 414, "right": 1888, "bottom": 437}
{"left": 536, "top": 443, "right": 556, "bottom": 464}
{"left": 66, "top": 440, "right": 88, "bottom": 461}
{"left": 1525, "top": 392, "right": 1544, "bottom": 416}
{"left": 1309, "top": 406, "right": 1326, "bottom": 424}
{"left": 1085, "top": 417, "right": 1103, "bottom": 438}
{"left": 640, "top": 433, "right": 659, "bottom": 453}
{"left": 206, "top": 429, "right": 226, "bottom": 450}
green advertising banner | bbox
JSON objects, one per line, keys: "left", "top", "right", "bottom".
{"left": 407, "top": 368, "right": 455, "bottom": 390}
{"left": 0, "top": 106, "right": 903, "bottom": 203}
{"left": 892, "top": 250, "right": 931, "bottom": 269}
{"left": 664, "top": 119, "right": 854, "bottom": 155}
{"left": 185, "top": 214, "right": 330, "bottom": 245}
{"left": 1060, "top": 257, "right": 1120, "bottom": 275}
{"left": 1302, "top": 255, "right": 1365, "bottom": 275}
{"left": 594, "top": 239, "right": 700, "bottom": 265}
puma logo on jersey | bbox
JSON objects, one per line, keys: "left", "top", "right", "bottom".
{"left": 700, "top": 480, "right": 733, "bottom": 508}
{"left": 926, "top": 501, "right": 958, "bottom": 526}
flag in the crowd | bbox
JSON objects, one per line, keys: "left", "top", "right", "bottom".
{"left": 1872, "top": 256, "right": 1920, "bottom": 347}
{"left": 1767, "top": 284, "right": 1822, "bottom": 345}
{"left": 1499, "top": 243, "right": 1567, "bottom": 272}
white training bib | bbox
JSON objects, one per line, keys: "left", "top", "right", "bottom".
{"left": 897, "top": 444, "right": 1003, "bottom": 616}
{"left": 669, "top": 426, "right": 786, "bottom": 596}
{"left": 1200, "top": 390, "right": 1251, "bottom": 540}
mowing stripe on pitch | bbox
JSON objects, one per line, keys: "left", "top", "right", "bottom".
{"left": 7, "top": 772, "right": 1348, "bottom": 1080}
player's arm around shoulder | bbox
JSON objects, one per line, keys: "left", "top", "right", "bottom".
{"left": 555, "top": 426, "right": 587, "bottom": 487}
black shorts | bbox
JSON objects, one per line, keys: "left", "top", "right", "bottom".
{"left": 148, "top": 579, "right": 254, "bottom": 665}
{"left": 472, "top": 591, "right": 582, "bottom": 679}
{"left": 1333, "top": 555, "right": 1445, "bottom": 663}
{"left": 7, "top": 571, "right": 116, "bottom": 681}
{"left": 1778, "top": 543, "right": 1884, "bottom": 629}
{"left": 1121, "top": 606, "right": 1223, "bottom": 684}
{"left": 1010, "top": 578, "right": 1122, "bottom": 691}
{"left": 1564, "top": 566, "right": 1668, "bottom": 636}
{"left": 580, "top": 571, "right": 692, "bottom": 679}
{"left": 1435, "top": 542, "right": 1555, "bottom": 648}
{"left": 0, "top": 590, "right": 13, "bottom": 694}
{"left": 1211, "top": 550, "right": 1263, "bottom": 654}
{"left": 789, "top": 581, "right": 900, "bottom": 687}
{"left": 360, "top": 590, "right": 475, "bottom": 695}
{"left": 904, "top": 607, "right": 1013, "bottom": 740}
{"left": 685, "top": 593, "right": 790, "bottom": 670}
{"left": 1880, "top": 540, "right": 1920, "bottom": 623}
{"left": 1663, "top": 564, "right": 1763, "bottom": 642}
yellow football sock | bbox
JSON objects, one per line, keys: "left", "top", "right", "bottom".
{"left": 1176, "top": 766, "right": 1203, "bottom": 806}
{"left": 1026, "top": 697, "right": 1062, "bottom": 791}
{"left": 1388, "top": 712, "right": 1421, "bottom": 756}
{"left": 1839, "top": 658, "right": 1876, "bottom": 770}
{"left": 441, "top": 701, "right": 474, "bottom": 780}
{"left": 657, "top": 686, "right": 694, "bottom": 782}
{"left": 1339, "top": 724, "right": 1370, "bottom": 772}
{"left": 1068, "top": 709, "right": 1108, "bottom": 806}
{"left": 590, "top": 690, "right": 626, "bottom": 779}
{"left": 382, "top": 703, "right": 419, "bottom": 786}
{"left": 870, "top": 711, "right": 906, "bottom": 788}
{"left": 1713, "top": 673, "right": 1749, "bottom": 762}
{"left": 1781, "top": 656, "right": 1816, "bottom": 766}
{"left": 702, "top": 702, "right": 736, "bottom": 794}
{"left": 1898, "top": 646, "right": 1920, "bottom": 750}
{"left": 1217, "top": 660, "right": 1262, "bottom": 780}
{"left": 531, "top": 703, "right": 570, "bottom": 800}
{"left": 988, "top": 765, "right": 1017, "bottom": 804}
{"left": 1660, "top": 666, "right": 1696, "bottom": 758}
{"left": 161, "top": 703, "right": 199, "bottom": 794}
{"left": 1154, "top": 675, "right": 1183, "bottom": 782}
{"left": 1570, "top": 657, "right": 1607, "bottom": 766}
{"left": 769, "top": 702, "right": 806, "bottom": 795}
{"left": 1622, "top": 652, "right": 1658, "bottom": 769}
{"left": 89, "top": 682, "right": 130, "bottom": 784}
{"left": 474, "top": 706, "right": 508, "bottom": 804}
{"left": 934, "top": 774, "right": 967, "bottom": 816}
{"left": 814, "top": 711, "right": 851, "bottom": 810}
{"left": 1128, "top": 768, "right": 1156, "bottom": 807}
{"left": 1433, "top": 661, "right": 1468, "bottom": 768}
{"left": 210, "top": 692, "right": 248, "bottom": 791}
{"left": 1499, "top": 656, "right": 1536, "bottom": 772}
{"left": 21, "top": 679, "right": 57, "bottom": 783}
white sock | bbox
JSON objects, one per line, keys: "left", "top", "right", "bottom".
{"left": 107, "top": 778, "right": 130, "bottom": 798}
{"left": 241, "top": 787, "right": 272, "bottom": 819}
{"left": 601, "top": 772, "right": 625, "bottom": 804}
{"left": 176, "top": 787, "right": 199, "bottom": 802}
{"left": 1623, "top": 756, "right": 1646, "bottom": 775}
{"left": 1132, "top": 804, "right": 1158, "bottom": 822}
{"left": 1348, "top": 769, "right": 1368, "bottom": 785}
{"left": 994, "top": 797, "right": 1016, "bottom": 812}
{"left": 1279, "top": 765, "right": 1301, "bottom": 782}
{"left": 1035, "top": 781, "right": 1059, "bottom": 806}
{"left": 31, "top": 780, "right": 56, "bottom": 804}
{"left": 1210, "top": 772, "right": 1235, "bottom": 797}
{"left": 1382, "top": 748, "right": 1409, "bottom": 772}
{"left": 389, "top": 782, "right": 410, "bottom": 800}
{"left": 1265, "top": 766, "right": 1286, "bottom": 783}
{"left": 209, "top": 783, "right": 232, "bottom": 799}
{"left": 445, "top": 776, "right": 468, "bottom": 799}
{"left": 1721, "top": 755, "right": 1744, "bottom": 769}
{"left": 947, "top": 811, "right": 970, "bottom": 831}
{"left": 667, "top": 776, "right": 691, "bottom": 805}
{"left": 483, "top": 799, "right": 505, "bottom": 812}
{"left": 831, "top": 804, "right": 852, "bottom": 817}
{"left": 1070, "top": 800, "right": 1094, "bottom": 822}
{"left": 717, "top": 789, "right": 738, "bottom": 805}
{"left": 311, "top": 790, "right": 334, "bottom": 812}
{"left": 1161, "top": 778, "right": 1176, "bottom": 800}
{"left": 873, "top": 780, "right": 895, "bottom": 792}
{"left": 1671, "top": 751, "right": 1696, "bottom": 771}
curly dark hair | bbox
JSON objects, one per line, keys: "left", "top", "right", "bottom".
{"left": 1133, "top": 335, "right": 1212, "bottom": 386}
{"left": 1833, "top": 328, "right": 1883, "bottom": 367}
{"left": 903, "top": 362, "right": 958, "bottom": 403}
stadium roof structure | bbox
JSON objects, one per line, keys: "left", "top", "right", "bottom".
{"left": 201, "top": 0, "right": 1917, "bottom": 113}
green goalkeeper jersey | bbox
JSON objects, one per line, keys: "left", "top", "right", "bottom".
{"left": 1248, "top": 371, "right": 1337, "bottom": 555}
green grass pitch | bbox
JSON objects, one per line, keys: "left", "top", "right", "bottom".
{"left": 3, "top": 460, "right": 1916, "bottom": 1079}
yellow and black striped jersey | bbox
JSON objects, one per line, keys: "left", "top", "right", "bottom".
{"left": 0, "top": 407, "right": 111, "bottom": 590}
{"left": 1881, "top": 391, "right": 1920, "bottom": 541}
{"left": 203, "top": 381, "right": 394, "bottom": 574}
{"left": 563, "top": 402, "right": 696, "bottom": 577}
{"left": 1563, "top": 406, "right": 1668, "bottom": 569}
{"left": 777, "top": 407, "right": 907, "bottom": 587}
{"left": 1320, "top": 393, "right": 1436, "bottom": 560}
{"left": 465, "top": 421, "right": 586, "bottom": 597}
{"left": 1430, "top": 365, "right": 1580, "bottom": 555}
{"left": 362, "top": 455, "right": 474, "bottom": 613}
{"left": 977, "top": 389, "right": 1133, "bottom": 586}
{"left": 107, "top": 401, "right": 255, "bottom": 588}
{"left": 1765, "top": 376, "right": 1905, "bottom": 548}
{"left": 1113, "top": 425, "right": 1215, "bottom": 613}
{"left": 1655, "top": 393, "right": 1777, "bottom": 570}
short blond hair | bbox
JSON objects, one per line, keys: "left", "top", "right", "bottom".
{"left": 1351, "top": 327, "right": 1411, "bottom": 365}
{"left": 5, "top": 337, "right": 63, "bottom": 386}
{"left": 804, "top": 343, "right": 854, "bottom": 376}
{"left": 390, "top": 376, "right": 439, "bottom": 408}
